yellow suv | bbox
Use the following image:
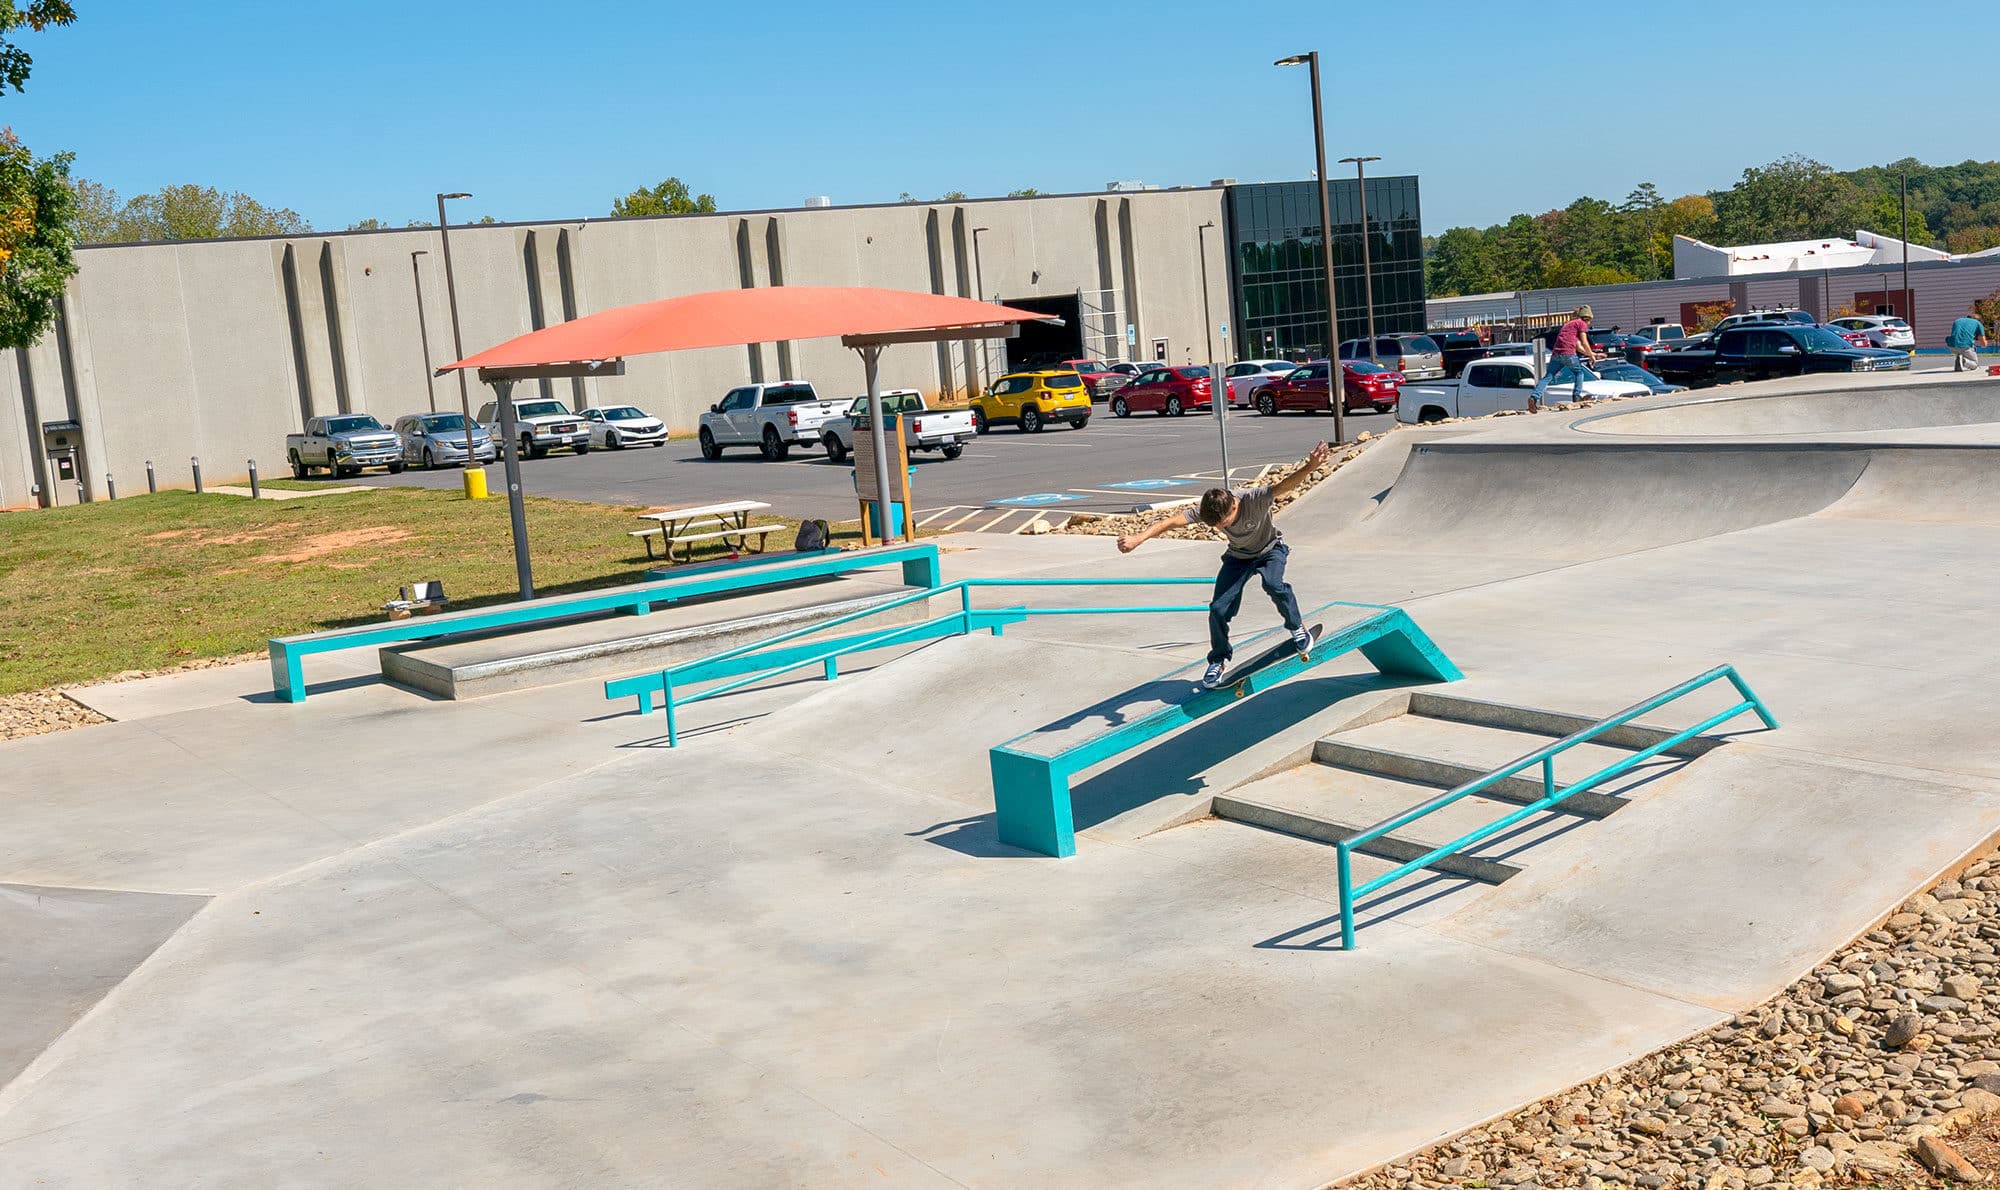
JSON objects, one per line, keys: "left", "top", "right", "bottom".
{"left": 972, "top": 370, "right": 1092, "bottom": 434}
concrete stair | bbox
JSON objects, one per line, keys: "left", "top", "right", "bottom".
{"left": 1209, "top": 692, "right": 1713, "bottom": 887}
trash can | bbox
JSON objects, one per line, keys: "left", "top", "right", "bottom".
{"left": 853, "top": 467, "right": 916, "bottom": 537}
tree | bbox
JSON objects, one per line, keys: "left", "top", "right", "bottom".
{"left": 0, "top": 135, "right": 79, "bottom": 349}
{"left": 1490, "top": 213, "right": 1552, "bottom": 290}
{"left": 347, "top": 217, "right": 388, "bottom": 231}
{"left": 1425, "top": 226, "right": 1498, "bottom": 297}
{"left": 1007, "top": 188, "right": 1039, "bottom": 198}
{"left": 0, "top": 1, "right": 74, "bottom": 96}
{"left": 610, "top": 177, "right": 716, "bottom": 217}
{"left": 115, "top": 184, "right": 310, "bottom": 240}
{"left": 66, "top": 176, "right": 124, "bottom": 242}
{"left": 1711, "top": 155, "right": 1870, "bottom": 244}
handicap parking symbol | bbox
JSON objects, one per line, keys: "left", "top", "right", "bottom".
{"left": 1102, "top": 478, "right": 1192, "bottom": 491}
{"left": 993, "top": 493, "right": 1090, "bottom": 507}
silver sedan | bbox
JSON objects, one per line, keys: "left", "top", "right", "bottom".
{"left": 395, "top": 412, "right": 498, "bottom": 469}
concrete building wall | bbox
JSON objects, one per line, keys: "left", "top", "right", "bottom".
{"left": 3, "top": 187, "right": 1229, "bottom": 504}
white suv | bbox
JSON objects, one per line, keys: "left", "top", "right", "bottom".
{"left": 1826, "top": 315, "right": 1916, "bottom": 350}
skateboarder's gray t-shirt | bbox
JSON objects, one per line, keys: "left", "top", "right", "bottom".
{"left": 1215, "top": 484, "right": 1279, "bottom": 559}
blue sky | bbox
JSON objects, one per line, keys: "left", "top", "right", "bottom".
{"left": 12, "top": 1, "right": 1990, "bottom": 234}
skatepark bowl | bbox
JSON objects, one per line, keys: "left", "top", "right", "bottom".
{"left": 8, "top": 372, "right": 2000, "bottom": 1186}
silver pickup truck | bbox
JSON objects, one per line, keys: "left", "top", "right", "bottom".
{"left": 287, "top": 414, "right": 405, "bottom": 478}
{"left": 821, "top": 390, "right": 975, "bottom": 462}
{"left": 697, "top": 381, "right": 846, "bottom": 461}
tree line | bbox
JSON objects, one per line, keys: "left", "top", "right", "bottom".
{"left": 1425, "top": 155, "right": 2000, "bottom": 297}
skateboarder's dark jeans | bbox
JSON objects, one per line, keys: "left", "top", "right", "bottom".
{"left": 1208, "top": 542, "right": 1303, "bottom": 664}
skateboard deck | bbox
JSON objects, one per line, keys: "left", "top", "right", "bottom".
{"left": 1204, "top": 622, "right": 1324, "bottom": 694}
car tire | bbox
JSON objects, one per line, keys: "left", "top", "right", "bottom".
{"left": 1020, "top": 406, "right": 1042, "bottom": 433}
{"left": 761, "top": 425, "right": 790, "bottom": 460}
{"left": 1069, "top": 417, "right": 1088, "bottom": 431}
{"left": 574, "top": 443, "right": 591, "bottom": 455}
{"left": 290, "top": 452, "right": 307, "bottom": 480}
{"left": 606, "top": 432, "right": 622, "bottom": 450}
{"left": 386, "top": 460, "right": 405, "bottom": 475}
{"left": 941, "top": 443, "right": 964, "bottom": 460}
{"left": 1166, "top": 396, "right": 1183, "bottom": 417}
{"left": 421, "top": 448, "right": 436, "bottom": 471}
{"left": 1111, "top": 396, "right": 1130, "bottom": 418}
{"left": 972, "top": 408, "right": 989, "bottom": 435}
{"left": 825, "top": 435, "right": 848, "bottom": 463}
{"left": 1418, "top": 405, "right": 1447, "bottom": 424}
{"left": 1256, "top": 393, "right": 1276, "bottom": 416}
{"left": 699, "top": 427, "right": 722, "bottom": 460}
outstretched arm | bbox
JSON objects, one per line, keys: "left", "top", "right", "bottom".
{"left": 1270, "top": 442, "right": 1332, "bottom": 502}
{"left": 1117, "top": 509, "right": 1195, "bottom": 554}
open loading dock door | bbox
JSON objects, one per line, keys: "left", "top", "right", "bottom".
{"left": 1001, "top": 295, "right": 1084, "bottom": 372}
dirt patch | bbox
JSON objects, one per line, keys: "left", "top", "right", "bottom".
{"left": 0, "top": 688, "right": 109, "bottom": 740}
{"left": 253, "top": 526, "right": 412, "bottom": 565}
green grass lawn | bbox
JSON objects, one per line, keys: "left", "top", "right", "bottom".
{"left": 0, "top": 488, "right": 831, "bottom": 695}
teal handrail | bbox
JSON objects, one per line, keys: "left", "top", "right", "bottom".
{"left": 614, "top": 576, "right": 1218, "bottom": 746}
{"left": 1334, "top": 664, "right": 1776, "bottom": 950}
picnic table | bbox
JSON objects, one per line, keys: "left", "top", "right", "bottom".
{"left": 630, "top": 499, "right": 776, "bottom": 562}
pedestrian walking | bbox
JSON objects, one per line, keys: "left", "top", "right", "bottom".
{"left": 1947, "top": 305, "right": 1990, "bottom": 373}
{"left": 1532, "top": 304, "right": 1598, "bottom": 406}
{"left": 1117, "top": 443, "right": 1330, "bottom": 688}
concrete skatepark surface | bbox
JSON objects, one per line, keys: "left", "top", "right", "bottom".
{"left": 7, "top": 370, "right": 2000, "bottom": 1186}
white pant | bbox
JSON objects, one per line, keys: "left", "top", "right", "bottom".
{"left": 1954, "top": 345, "right": 1982, "bottom": 372}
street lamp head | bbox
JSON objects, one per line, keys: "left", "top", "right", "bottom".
{"left": 1338, "top": 156, "right": 1382, "bottom": 166}
{"left": 412, "top": 248, "right": 429, "bottom": 256}
{"left": 1273, "top": 53, "right": 1312, "bottom": 66}
{"left": 439, "top": 191, "right": 471, "bottom": 201}
{"left": 972, "top": 226, "right": 990, "bottom": 233}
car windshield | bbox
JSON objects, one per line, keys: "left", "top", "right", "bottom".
{"left": 1885, "top": 318, "right": 1911, "bottom": 329}
{"left": 605, "top": 407, "right": 648, "bottom": 420}
{"left": 1070, "top": 361, "right": 1105, "bottom": 373}
{"left": 1179, "top": 366, "right": 1210, "bottom": 379}
{"left": 1800, "top": 327, "right": 1859, "bottom": 352}
{"left": 1403, "top": 336, "right": 1440, "bottom": 354}
{"left": 765, "top": 384, "right": 819, "bottom": 404}
{"left": 324, "top": 416, "right": 384, "bottom": 433}
{"left": 1043, "top": 373, "right": 1084, "bottom": 389}
{"left": 421, "top": 414, "right": 468, "bottom": 431}
{"left": 516, "top": 401, "right": 571, "bottom": 418}
{"left": 1346, "top": 360, "right": 1393, "bottom": 376}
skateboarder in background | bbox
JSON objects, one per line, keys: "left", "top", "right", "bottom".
{"left": 1118, "top": 442, "right": 1331, "bottom": 688}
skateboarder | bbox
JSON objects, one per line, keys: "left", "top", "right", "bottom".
{"left": 1118, "top": 442, "right": 1331, "bottom": 688}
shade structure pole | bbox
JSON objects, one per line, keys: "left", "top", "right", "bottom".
{"left": 863, "top": 344, "right": 896, "bottom": 544}
{"left": 491, "top": 378, "right": 535, "bottom": 599}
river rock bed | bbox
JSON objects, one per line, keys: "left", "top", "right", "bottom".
{"left": 1342, "top": 855, "right": 2000, "bottom": 1188}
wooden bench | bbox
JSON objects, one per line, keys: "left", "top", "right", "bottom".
{"left": 266, "top": 541, "right": 942, "bottom": 702}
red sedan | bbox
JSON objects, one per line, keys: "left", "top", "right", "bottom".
{"left": 1255, "top": 360, "right": 1402, "bottom": 415}
{"left": 1109, "top": 365, "right": 1214, "bottom": 417}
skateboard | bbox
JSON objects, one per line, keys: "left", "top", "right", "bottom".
{"left": 1201, "top": 622, "right": 1324, "bottom": 695}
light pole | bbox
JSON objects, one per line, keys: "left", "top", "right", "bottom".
{"left": 1900, "top": 172, "right": 1911, "bottom": 335}
{"left": 436, "top": 191, "right": 486, "bottom": 501}
{"left": 1198, "top": 220, "right": 1231, "bottom": 480}
{"left": 1275, "top": 51, "right": 1343, "bottom": 446}
{"left": 1340, "top": 155, "right": 1381, "bottom": 363}
{"left": 971, "top": 225, "right": 991, "bottom": 394}
{"left": 409, "top": 250, "right": 436, "bottom": 412}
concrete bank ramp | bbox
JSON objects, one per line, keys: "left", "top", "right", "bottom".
{"left": 1577, "top": 383, "right": 2000, "bottom": 437}
{"left": 1337, "top": 442, "right": 1869, "bottom": 560}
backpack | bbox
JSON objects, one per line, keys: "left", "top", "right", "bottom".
{"left": 795, "top": 518, "right": 831, "bottom": 552}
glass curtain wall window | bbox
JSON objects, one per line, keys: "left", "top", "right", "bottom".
{"left": 1227, "top": 177, "right": 1426, "bottom": 362}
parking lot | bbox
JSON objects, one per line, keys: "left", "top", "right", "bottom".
{"left": 349, "top": 402, "right": 1394, "bottom": 527}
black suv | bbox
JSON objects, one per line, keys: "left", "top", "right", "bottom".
{"left": 1426, "top": 329, "right": 1489, "bottom": 377}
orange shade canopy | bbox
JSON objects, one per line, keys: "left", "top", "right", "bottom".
{"left": 441, "top": 285, "right": 1056, "bottom": 373}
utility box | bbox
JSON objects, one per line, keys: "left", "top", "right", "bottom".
{"left": 40, "top": 419, "right": 83, "bottom": 497}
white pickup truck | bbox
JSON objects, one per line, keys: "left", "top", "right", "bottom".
{"left": 820, "top": 389, "right": 975, "bottom": 463}
{"left": 477, "top": 397, "right": 591, "bottom": 459}
{"left": 1397, "top": 355, "right": 1650, "bottom": 424}
{"left": 697, "top": 381, "right": 846, "bottom": 461}
{"left": 287, "top": 414, "right": 405, "bottom": 477}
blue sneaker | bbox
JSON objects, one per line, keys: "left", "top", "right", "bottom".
{"left": 1201, "top": 661, "right": 1226, "bottom": 689}
{"left": 1291, "top": 626, "right": 1314, "bottom": 654}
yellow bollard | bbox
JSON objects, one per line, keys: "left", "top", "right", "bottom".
{"left": 463, "top": 467, "right": 489, "bottom": 500}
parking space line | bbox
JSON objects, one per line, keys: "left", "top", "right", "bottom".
{"left": 941, "top": 508, "right": 988, "bottom": 532}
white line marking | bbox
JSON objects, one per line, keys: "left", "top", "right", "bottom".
{"left": 942, "top": 508, "right": 986, "bottom": 531}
